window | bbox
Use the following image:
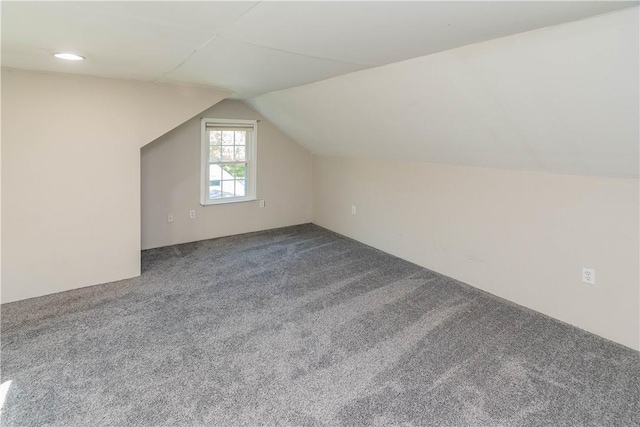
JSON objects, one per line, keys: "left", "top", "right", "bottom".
{"left": 200, "top": 118, "right": 257, "bottom": 205}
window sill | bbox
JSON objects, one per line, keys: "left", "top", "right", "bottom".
{"left": 201, "top": 196, "right": 257, "bottom": 206}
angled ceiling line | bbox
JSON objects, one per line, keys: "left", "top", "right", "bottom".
{"left": 213, "top": 0, "right": 374, "bottom": 67}
{"left": 216, "top": 35, "right": 376, "bottom": 68}
{"left": 152, "top": 1, "right": 263, "bottom": 84}
{"left": 152, "top": 34, "right": 220, "bottom": 83}
{"left": 218, "top": 1, "right": 263, "bottom": 36}
{"left": 221, "top": 35, "right": 373, "bottom": 68}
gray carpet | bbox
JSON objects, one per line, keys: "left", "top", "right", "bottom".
{"left": 1, "top": 224, "right": 639, "bottom": 426}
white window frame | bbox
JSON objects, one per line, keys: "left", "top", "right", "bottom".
{"left": 200, "top": 118, "right": 258, "bottom": 205}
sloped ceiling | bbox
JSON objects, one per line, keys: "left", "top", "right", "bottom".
{"left": 248, "top": 8, "right": 639, "bottom": 178}
{"left": 2, "top": 1, "right": 636, "bottom": 98}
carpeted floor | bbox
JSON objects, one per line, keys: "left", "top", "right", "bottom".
{"left": 1, "top": 224, "right": 639, "bottom": 426}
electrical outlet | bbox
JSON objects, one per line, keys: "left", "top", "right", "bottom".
{"left": 167, "top": 213, "right": 174, "bottom": 223}
{"left": 189, "top": 210, "right": 196, "bottom": 219}
{"left": 259, "top": 200, "right": 265, "bottom": 208}
{"left": 582, "top": 267, "right": 595, "bottom": 285}
{"left": 351, "top": 205, "right": 357, "bottom": 215}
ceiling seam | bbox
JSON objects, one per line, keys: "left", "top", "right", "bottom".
{"left": 151, "top": 33, "right": 220, "bottom": 83}
{"left": 152, "top": 1, "right": 263, "bottom": 83}
{"left": 153, "top": 0, "right": 373, "bottom": 83}
{"left": 218, "top": 36, "right": 376, "bottom": 67}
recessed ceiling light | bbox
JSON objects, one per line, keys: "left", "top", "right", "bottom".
{"left": 53, "top": 53, "right": 85, "bottom": 61}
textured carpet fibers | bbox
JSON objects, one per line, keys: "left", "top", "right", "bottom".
{"left": 1, "top": 224, "right": 639, "bottom": 426}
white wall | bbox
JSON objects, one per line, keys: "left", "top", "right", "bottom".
{"left": 313, "top": 155, "right": 640, "bottom": 350}
{"left": 1, "top": 69, "right": 230, "bottom": 303}
{"left": 141, "top": 100, "right": 312, "bottom": 250}
{"left": 250, "top": 7, "right": 639, "bottom": 178}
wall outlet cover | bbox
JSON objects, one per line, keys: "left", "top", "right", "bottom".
{"left": 582, "top": 267, "right": 595, "bottom": 284}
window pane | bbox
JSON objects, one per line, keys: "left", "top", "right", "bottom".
{"left": 222, "top": 163, "right": 245, "bottom": 179}
{"left": 221, "top": 180, "right": 235, "bottom": 198}
{"left": 235, "top": 179, "right": 246, "bottom": 197}
{"left": 209, "top": 164, "right": 223, "bottom": 181}
{"left": 220, "top": 164, "right": 232, "bottom": 180}
{"left": 209, "top": 179, "right": 222, "bottom": 199}
{"left": 235, "top": 131, "right": 246, "bottom": 145}
{"left": 221, "top": 131, "right": 234, "bottom": 145}
{"left": 209, "top": 145, "right": 222, "bottom": 162}
{"left": 209, "top": 131, "right": 221, "bottom": 144}
{"left": 235, "top": 146, "right": 246, "bottom": 161}
{"left": 222, "top": 146, "right": 234, "bottom": 161}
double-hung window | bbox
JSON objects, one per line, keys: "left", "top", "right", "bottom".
{"left": 201, "top": 118, "right": 258, "bottom": 205}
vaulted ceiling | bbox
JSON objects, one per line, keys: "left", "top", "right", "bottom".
{"left": 249, "top": 7, "right": 639, "bottom": 178}
{"left": 2, "top": 2, "right": 638, "bottom": 178}
{"left": 2, "top": 1, "right": 636, "bottom": 98}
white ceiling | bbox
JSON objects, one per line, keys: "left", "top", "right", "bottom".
{"left": 249, "top": 8, "right": 639, "bottom": 178}
{"left": 2, "top": 1, "right": 637, "bottom": 98}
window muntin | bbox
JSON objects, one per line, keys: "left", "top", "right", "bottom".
{"left": 201, "top": 119, "right": 257, "bottom": 205}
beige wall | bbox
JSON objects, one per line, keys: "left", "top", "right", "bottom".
{"left": 313, "top": 155, "right": 640, "bottom": 350}
{"left": 1, "top": 68, "right": 230, "bottom": 303}
{"left": 141, "top": 100, "right": 312, "bottom": 250}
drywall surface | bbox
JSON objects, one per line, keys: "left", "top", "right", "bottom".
{"left": 250, "top": 7, "right": 639, "bottom": 178}
{"left": 141, "top": 100, "right": 312, "bottom": 249}
{"left": 1, "top": 68, "right": 230, "bottom": 303}
{"left": 313, "top": 155, "right": 640, "bottom": 350}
